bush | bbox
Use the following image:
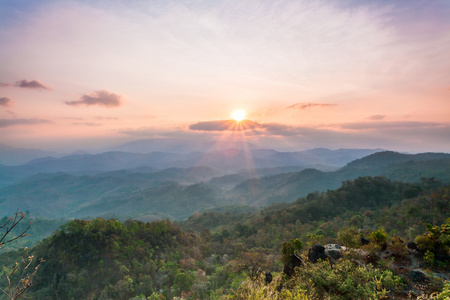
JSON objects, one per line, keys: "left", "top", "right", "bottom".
{"left": 232, "top": 259, "right": 404, "bottom": 300}
{"left": 388, "top": 234, "right": 408, "bottom": 260}
{"left": 281, "top": 239, "right": 303, "bottom": 265}
{"left": 337, "top": 227, "right": 360, "bottom": 248}
{"left": 415, "top": 219, "right": 450, "bottom": 265}
{"left": 369, "top": 228, "right": 388, "bottom": 249}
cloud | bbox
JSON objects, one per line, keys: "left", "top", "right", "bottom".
{"left": 0, "top": 82, "right": 11, "bottom": 87}
{"left": 189, "top": 120, "right": 263, "bottom": 131}
{"left": 367, "top": 115, "right": 386, "bottom": 120}
{"left": 0, "top": 118, "right": 52, "bottom": 128}
{"left": 65, "top": 90, "right": 122, "bottom": 107}
{"left": 287, "top": 102, "right": 335, "bottom": 110}
{"left": 0, "top": 97, "right": 13, "bottom": 107}
{"left": 338, "top": 121, "right": 443, "bottom": 130}
{"left": 14, "top": 79, "right": 51, "bottom": 90}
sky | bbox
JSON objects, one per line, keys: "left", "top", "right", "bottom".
{"left": 0, "top": 0, "right": 449, "bottom": 153}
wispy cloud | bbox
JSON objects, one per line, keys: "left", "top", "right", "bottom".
{"left": 65, "top": 90, "right": 122, "bottom": 108}
{"left": 14, "top": 79, "right": 51, "bottom": 90}
{"left": 0, "top": 118, "right": 52, "bottom": 128}
{"left": 0, "top": 82, "right": 11, "bottom": 87}
{"left": 0, "top": 97, "right": 13, "bottom": 107}
{"left": 287, "top": 102, "right": 335, "bottom": 110}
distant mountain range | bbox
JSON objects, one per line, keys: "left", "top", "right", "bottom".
{"left": 0, "top": 149, "right": 449, "bottom": 220}
{"left": 0, "top": 147, "right": 381, "bottom": 187}
{"left": 0, "top": 144, "right": 60, "bottom": 165}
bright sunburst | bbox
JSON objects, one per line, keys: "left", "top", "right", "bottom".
{"left": 231, "top": 109, "right": 246, "bottom": 122}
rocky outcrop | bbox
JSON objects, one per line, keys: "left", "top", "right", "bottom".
{"left": 308, "top": 244, "right": 343, "bottom": 263}
{"left": 324, "top": 244, "right": 342, "bottom": 262}
{"left": 308, "top": 244, "right": 326, "bottom": 263}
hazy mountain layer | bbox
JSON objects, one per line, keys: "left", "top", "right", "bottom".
{"left": 0, "top": 151, "right": 449, "bottom": 220}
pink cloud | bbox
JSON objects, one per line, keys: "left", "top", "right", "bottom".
{"left": 14, "top": 79, "right": 51, "bottom": 90}
{"left": 0, "top": 97, "right": 13, "bottom": 107}
{"left": 65, "top": 90, "right": 122, "bottom": 108}
{"left": 287, "top": 102, "right": 335, "bottom": 110}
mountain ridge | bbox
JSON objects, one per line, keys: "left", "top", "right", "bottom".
{"left": 0, "top": 150, "right": 449, "bottom": 220}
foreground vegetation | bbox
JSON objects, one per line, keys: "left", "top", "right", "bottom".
{"left": 0, "top": 176, "right": 449, "bottom": 299}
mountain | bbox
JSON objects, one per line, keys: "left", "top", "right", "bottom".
{"left": 1, "top": 151, "right": 449, "bottom": 220}
{"left": 74, "top": 182, "right": 221, "bottom": 220}
{"left": 111, "top": 138, "right": 260, "bottom": 153}
{"left": 251, "top": 147, "right": 384, "bottom": 168}
{"left": 23, "top": 151, "right": 183, "bottom": 174}
{"left": 2, "top": 181, "right": 448, "bottom": 300}
{"left": 227, "top": 151, "right": 450, "bottom": 206}
{"left": 0, "top": 144, "right": 59, "bottom": 166}
{"left": 207, "top": 166, "right": 307, "bottom": 189}
{"left": 0, "top": 148, "right": 382, "bottom": 186}
{"left": 0, "top": 166, "right": 222, "bottom": 219}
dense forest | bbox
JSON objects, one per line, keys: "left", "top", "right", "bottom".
{"left": 0, "top": 176, "right": 449, "bottom": 299}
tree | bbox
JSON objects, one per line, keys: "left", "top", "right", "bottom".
{"left": 0, "top": 210, "right": 44, "bottom": 300}
{"left": 236, "top": 252, "right": 272, "bottom": 281}
{"left": 281, "top": 238, "right": 303, "bottom": 265}
{"left": 0, "top": 210, "right": 31, "bottom": 249}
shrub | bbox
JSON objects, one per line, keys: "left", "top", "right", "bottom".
{"left": 337, "top": 226, "right": 360, "bottom": 248}
{"left": 231, "top": 259, "right": 404, "bottom": 300}
{"left": 388, "top": 234, "right": 408, "bottom": 260}
{"left": 369, "top": 228, "right": 388, "bottom": 249}
{"left": 281, "top": 239, "right": 303, "bottom": 265}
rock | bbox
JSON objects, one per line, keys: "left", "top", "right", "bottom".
{"left": 324, "top": 244, "right": 342, "bottom": 262}
{"left": 265, "top": 272, "right": 273, "bottom": 284}
{"left": 407, "top": 270, "right": 429, "bottom": 284}
{"left": 308, "top": 244, "right": 326, "bottom": 263}
{"left": 360, "top": 237, "right": 370, "bottom": 246}
{"left": 407, "top": 242, "right": 418, "bottom": 250}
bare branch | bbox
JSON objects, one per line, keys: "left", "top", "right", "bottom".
{"left": 1, "top": 210, "right": 44, "bottom": 300}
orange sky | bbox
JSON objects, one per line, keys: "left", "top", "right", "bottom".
{"left": 1, "top": 0, "right": 449, "bottom": 152}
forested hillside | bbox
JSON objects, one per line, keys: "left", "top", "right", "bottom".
{"left": 0, "top": 176, "right": 448, "bottom": 299}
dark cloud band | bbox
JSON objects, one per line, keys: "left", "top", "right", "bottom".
{"left": 189, "top": 120, "right": 263, "bottom": 131}
{"left": 0, "top": 118, "right": 52, "bottom": 128}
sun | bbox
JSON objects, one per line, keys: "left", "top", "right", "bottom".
{"left": 231, "top": 109, "right": 246, "bottom": 122}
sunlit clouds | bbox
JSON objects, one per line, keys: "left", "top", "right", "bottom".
{"left": 0, "top": 0, "right": 449, "bottom": 152}
{"left": 190, "top": 120, "right": 262, "bottom": 132}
